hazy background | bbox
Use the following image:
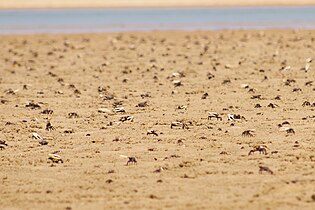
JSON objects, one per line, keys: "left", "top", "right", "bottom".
{"left": 1, "top": 0, "right": 315, "bottom": 8}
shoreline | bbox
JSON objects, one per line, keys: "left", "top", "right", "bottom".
{"left": 1, "top": 5, "right": 315, "bottom": 10}
{"left": 1, "top": 1, "right": 315, "bottom": 9}
{"left": 0, "top": 28, "right": 313, "bottom": 36}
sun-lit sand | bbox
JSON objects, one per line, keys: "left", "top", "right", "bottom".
{"left": 1, "top": 0, "right": 315, "bottom": 8}
{"left": 1, "top": 29, "right": 315, "bottom": 209}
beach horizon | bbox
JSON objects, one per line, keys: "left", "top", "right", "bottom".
{"left": 1, "top": 0, "right": 315, "bottom": 9}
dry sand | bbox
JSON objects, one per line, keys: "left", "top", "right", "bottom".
{"left": 0, "top": 30, "right": 315, "bottom": 209}
{"left": 1, "top": 0, "right": 315, "bottom": 8}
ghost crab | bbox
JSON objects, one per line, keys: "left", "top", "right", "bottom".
{"left": 248, "top": 145, "right": 268, "bottom": 155}
{"left": 242, "top": 129, "right": 255, "bottom": 137}
{"left": 171, "top": 121, "right": 189, "bottom": 129}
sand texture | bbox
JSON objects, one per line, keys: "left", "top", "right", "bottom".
{"left": 1, "top": 0, "right": 315, "bottom": 8}
{"left": 0, "top": 30, "right": 315, "bottom": 209}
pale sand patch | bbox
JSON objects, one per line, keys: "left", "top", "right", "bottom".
{"left": 1, "top": 0, "right": 315, "bottom": 8}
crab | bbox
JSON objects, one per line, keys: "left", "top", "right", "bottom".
{"left": 0, "top": 140, "right": 8, "bottom": 146}
{"left": 176, "top": 105, "right": 187, "bottom": 110}
{"left": 302, "top": 101, "right": 311, "bottom": 106}
{"left": 251, "top": 95, "right": 262, "bottom": 99}
{"left": 48, "top": 153, "right": 63, "bottom": 163}
{"left": 119, "top": 115, "right": 134, "bottom": 122}
{"left": 39, "top": 140, "right": 48, "bottom": 145}
{"left": 136, "top": 101, "right": 148, "bottom": 107}
{"left": 242, "top": 129, "right": 255, "bottom": 137}
{"left": 0, "top": 140, "right": 7, "bottom": 150}
{"left": 114, "top": 107, "right": 125, "bottom": 113}
{"left": 177, "top": 139, "right": 185, "bottom": 146}
{"left": 32, "top": 132, "right": 43, "bottom": 140}
{"left": 153, "top": 167, "right": 165, "bottom": 173}
{"left": 41, "top": 109, "right": 54, "bottom": 115}
{"left": 46, "top": 122, "right": 55, "bottom": 131}
{"left": 201, "top": 93, "right": 208, "bottom": 99}
{"left": 286, "top": 128, "right": 295, "bottom": 134}
{"left": 172, "top": 80, "right": 182, "bottom": 87}
{"left": 147, "top": 129, "right": 158, "bottom": 136}
{"left": 126, "top": 157, "right": 137, "bottom": 165}
{"left": 208, "top": 112, "right": 222, "bottom": 121}
{"left": 259, "top": 166, "right": 274, "bottom": 175}
{"left": 25, "top": 101, "right": 41, "bottom": 109}
{"left": 102, "top": 95, "right": 115, "bottom": 100}
{"left": 171, "top": 121, "right": 188, "bottom": 129}
{"left": 4, "top": 88, "right": 19, "bottom": 95}
{"left": 248, "top": 145, "right": 268, "bottom": 155}
{"left": 227, "top": 114, "right": 235, "bottom": 121}
{"left": 68, "top": 112, "right": 79, "bottom": 118}
{"left": 279, "top": 126, "right": 295, "bottom": 134}
{"left": 74, "top": 89, "right": 81, "bottom": 95}
{"left": 267, "top": 103, "right": 278, "bottom": 108}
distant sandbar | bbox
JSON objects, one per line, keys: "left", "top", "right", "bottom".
{"left": 1, "top": 0, "right": 315, "bottom": 9}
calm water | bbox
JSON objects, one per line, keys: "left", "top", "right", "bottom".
{"left": 1, "top": 7, "right": 315, "bottom": 34}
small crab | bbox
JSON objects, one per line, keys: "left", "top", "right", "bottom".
{"left": 227, "top": 114, "right": 234, "bottom": 121}
{"left": 153, "top": 167, "right": 165, "bottom": 173}
{"left": 0, "top": 140, "right": 8, "bottom": 146}
{"left": 251, "top": 95, "right": 262, "bottom": 99}
{"left": 41, "top": 109, "right": 54, "bottom": 115}
{"left": 114, "top": 107, "right": 125, "bottom": 113}
{"left": 48, "top": 153, "right": 63, "bottom": 163}
{"left": 4, "top": 88, "right": 19, "bottom": 95}
{"left": 177, "top": 139, "right": 185, "bottom": 146}
{"left": 25, "top": 101, "right": 41, "bottom": 109}
{"left": 147, "top": 129, "right": 158, "bottom": 136}
{"left": 279, "top": 126, "right": 295, "bottom": 134}
{"left": 74, "top": 89, "right": 81, "bottom": 95}
{"left": 300, "top": 63, "right": 310, "bottom": 72}
{"left": 39, "top": 140, "right": 48, "bottom": 145}
{"left": 248, "top": 145, "right": 268, "bottom": 155}
{"left": 119, "top": 115, "right": 134, "bottom": 122}
{"left": 267, "top": 103, "right": 278, "bottom": 108}
{"left": 136, "top": 101, "right": 148, "bottom": 107}
{"left": 0, "top": 140, "right": 8, "bottom": 150}
{"left": 68, "top": 112, "right": 79, "bottom": 118}
{"left": 176, "top": 105, "right": 187, "bottom": 110}
{"left": 201, "top": 93, "right": 208, "bottom": 99}
{"left": 254, "top": 104, "right": 262, "bottom": 108}
{"left": 46, "top": 122, "right": 55, "bottom": 131}
{"left": 302, "top": 101, "right": 311, "bottom": 107}
{"left": 286, "top": 128, "right": 295, "bottom": 134}
{"left": 259, "top": 166, "right": 274, "bottom": 175}
{"left": 171, "top": 121, "right": 188, "bottom": 129}
{"left": 242, "top": 129, "right": 255, "bottom": 137}
{"left": 32, "top": 132, "right": 42, "bottom": 140}
{"left": 208, "top": 112, "right": 222, "bottom": 121}
{"left": 172, "top": 80, "right": 182, "bottom": 87}
{"left": 140, "top": 93, "right": 151, "bottom": 98}
{"left": 102, "top": 95, "right": 115, "bottom": 100}
{"left": 281, "top": 121, "right": 290, "bottom": 126}
{"left": 126, "top": 157, "right": 137, "bottom": 165}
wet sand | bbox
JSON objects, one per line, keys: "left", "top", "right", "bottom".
{"left": 1, "top": 0, "right": 315, "bottom": 8}
{"left": 0, "top": 30, "right": 315, "bottom": 209}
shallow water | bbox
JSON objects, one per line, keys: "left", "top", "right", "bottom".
{"left": 1, "top": 6, "right": 315, "bottom": 34}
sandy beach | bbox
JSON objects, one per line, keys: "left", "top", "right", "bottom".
{"left": 1, "top": 0, "right": 315, "bottom": 8}
{"left": 0, "top": 29, "right": 315, "bottom": 209}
